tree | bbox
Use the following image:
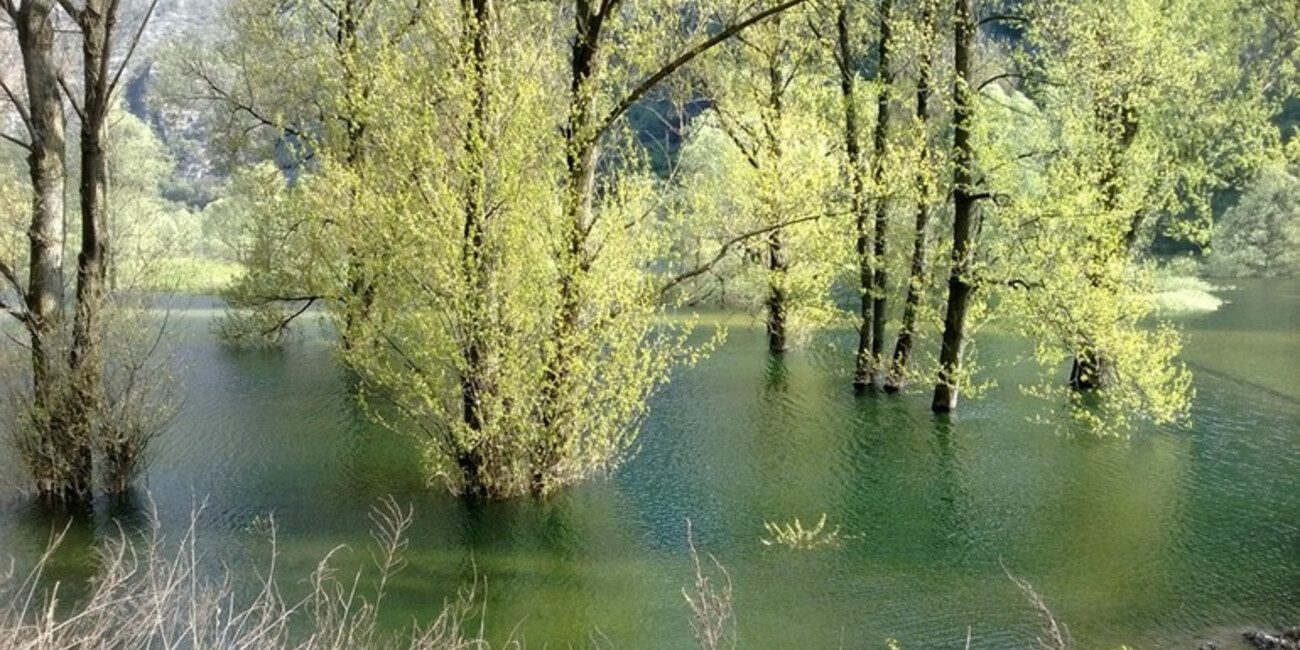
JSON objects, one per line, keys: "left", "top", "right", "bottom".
{"left": 201, "top": 0, "right": 809, "bottom": 498}
{"left": 931, "top": 0, "right": 978, "bottom": 413}
{"left": 1, "top": 0, "right": 81, "bottom": 500}
{"left": 676, "top": 1, "right": 843, "bottom": 354}
{"left": 884, "top": 0, "right": 939, "bottom": 393}
{"left": 0, "top": 0, "right": 164, "bottom": 502}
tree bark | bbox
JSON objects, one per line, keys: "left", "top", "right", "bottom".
{"left": 838, "top": 2, "right": 872, "bottom": 388}
{"left": 932, "top": 0, "right": 976, "bottom": 413}
{"left": 459, "top": 0, "right": 492, "bottom": 495}
{"left": 866, "top": 0, "right": 893, "bottom": 386}
{"left": 66, "top": 0, "right": 116, "bottom": 499}
{"left": 885, "top": 0, "right": 934, "bottom": 394}
{"left": 764, "top": 34, "right": 788, "bottom": 355}
{"left": 15, "top": 0, "right": 79, "bottom": 501}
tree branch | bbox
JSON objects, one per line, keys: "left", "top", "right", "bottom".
{"left": 0, "top": 258, "right": 26, "bottom": 297}
{"left": 660, "top": 211, "right": 831, "bottom": 296}
{"left": 0, "top": 76, "right": 32, "bottom": 134}
{"left": 53, "top": 0, "right": 83, "bottom": 22}
{"left": 977, "top": 13, "right": 1028, "bottom": 28}
{"left": 0, "top": 131, "right": 30, "bottom": 150}
{"left": 191, "top": 63, "right": 309, "bottom": 142}
{"left": 57, "top": 73, "right": 86, "bottom": 122}
{"left": 597, "top": 0, "right": 809, "bottom": 140}
{"left": 260, "top": 297, "right": 318, "bottom": 338}
{"left": 107, "top": 0, "right": 161, "bottom": 100}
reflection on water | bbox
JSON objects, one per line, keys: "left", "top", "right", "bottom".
{"left": 0, "top": 284, "right": 1297, "bottom": 650}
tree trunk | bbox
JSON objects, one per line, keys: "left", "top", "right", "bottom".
{"left": 66, "top": 0, "right": 117, "bottom": 498}
{"left": 885, "top": 0, "right": 934, "bottom": 394}
{"left": 766, "top": 227, "right": 788, "bottom": 353}
{"left": 16, "top": 0, "right": 82, "bottom": 502}
{"left": 337, "top": 0, "right": 375, "bottom": 349}
{"left": 838, "top": 2, "right": 872, "bottom": 388}
{"left": 1070, "top": 98, "right": 1139, "bottom": 392}
{"left": 459, "top": 0, "right": 493, "bottom": 493}
{"left": 866, "top": 0, "right": 893, "bottom": 386}
{"left": 932, "top": 0, "right": 976, "bottom": 414}
{"left": 537, "top": 4, "right": 603, "bottom": 495}
{"left": 764, "top": 27, "right": 788, "bottom": 355}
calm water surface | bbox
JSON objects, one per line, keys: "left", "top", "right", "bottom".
{"left": 0, "top": 280, "right": 1296, "bottom": 649}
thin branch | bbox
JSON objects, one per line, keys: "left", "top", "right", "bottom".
{"left": 977, "top": 13, "right": 1029, "bottom": 28}
{"left": 107, "top": 0, "right": 161, "bottom": 100}
{"left": 57, "top": 74, "right": 86, "bottom": 122}
{"left": 386, "top": 0, "right": 425, "bottom": 46}
{"left": 0, "top": 131, "right": 30, "bottom": 150}
{"left": 0, "top": 76, "right": 32, "bottom": 133}
{"left": 0, "top": 259, "right": 24, "bottom": 297}
{"left": 260, "top": 297, "right": 317, "bottom": 338}
{"left": 191, "top": 64, "right": 309, "bottom": 141}
{"left": 53, "top": 0, "right": 82, "bottom": 22}
{"left": 597, "top": 0, "right": 809, "bottom": 140}
{"left": 976, "top": 72, "right": 1037, "bottom": 93}
{"left": 0, "top": 298, "right": 27, "bottom": 324}
{"left": 660, "top": 211, "right": 831, "bottom": 296}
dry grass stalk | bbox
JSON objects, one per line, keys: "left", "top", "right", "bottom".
{"left": 0, "top": 497, "right": 489, "bottom": 650}
{"left": 683, "top": 521, "right": 734, "bottom": 650}
{"left": 1003, "top": 564, "right": 1071, "bottom": 650}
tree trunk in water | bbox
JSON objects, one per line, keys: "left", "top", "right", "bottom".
{"left": 763, "top": 29, "right": 788, "bottom": 355}
{"left": 537, "top": 6, "right": 603, "bottom": 495}
{"left": 766, "top": 228, "right": 788, "bottom": 354}
{"left": 838, "top": 2, "right": 872, "bottom": 388}
{"left": 459, "top": 0, "right": 493, "bottom": 495}
{"left": 67, "top": 0, "right": 117, "bottom": 498}
{"left": 1069, "top": 350, "right": 1116, "bottom": 391}
{"left": 866, "top": 0, "right": 893, "bottom": 387}
{"left": 932, "top": 0, "right": 976, "bottom": 414}
{"left": 16, "top": 0, "right": 80, "bottom": 502}
{"left": 337, "top": 0, "right": 374, "bottom": 350}
{"left": 1069, "top": 99, "right": 1140, "bottom": 393}
{"left": 885, "top": 0, "right": 934, "bottom": 394}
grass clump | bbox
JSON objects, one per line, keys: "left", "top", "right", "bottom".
{"left": 760, "top": 514, "right": 851, "bottom": 550}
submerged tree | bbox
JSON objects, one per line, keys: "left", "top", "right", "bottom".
{"left": 0, "top": 0, "right": 168, "bottom": 501}
{"left": 201, "top": 0, "right": 808, "bottom": 497}
{"left": 677, "top": 0, "right": 843, "bottom": 354}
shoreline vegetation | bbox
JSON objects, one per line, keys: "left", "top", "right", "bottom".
{"left": 0, "top": 500, "right": 1290, "bottom": 650}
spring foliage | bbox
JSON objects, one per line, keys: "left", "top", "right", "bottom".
{"left": 183, "top": 0, "right": 1296, "bottom": 495}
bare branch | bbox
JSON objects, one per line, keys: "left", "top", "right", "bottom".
{"left": 53, "top": 0, "right": 82, "bottom": 22}
{"left": 0, "top": 131, "right": 30, "bottom": 150}
{"left": 0, "top": 258, "right": 26, "bottom": 297}
{"left": 107, "top": 0, "right": 161, "bottom": 100}
{"left": 0, "top": 76, "right": 32, "bottom": 134}
{"left": 660, "top": 211, "right": 832, "bottom": 296}
{"left": 260, "top": 297, "right": 318, "bottom": 338}
{"left": 977, "top": 13, "right": 1029, "bottom": 28}
{"left": 598, "top": 0, "right": 810, "bottom": 141}
{"left": 57, "top": 74, "right": 85, "bottom": 122}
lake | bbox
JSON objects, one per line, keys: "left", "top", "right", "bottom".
{"left": 0, "top": 280, "right": 1296, "bottom": 650}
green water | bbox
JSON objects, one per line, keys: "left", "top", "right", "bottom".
{"left": 0, "top": 280, "right": 1296, "bottom": 649}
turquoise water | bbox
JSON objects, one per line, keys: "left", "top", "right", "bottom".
{"left": 0, "top": 280, "right": 1296, "bottom": 649}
